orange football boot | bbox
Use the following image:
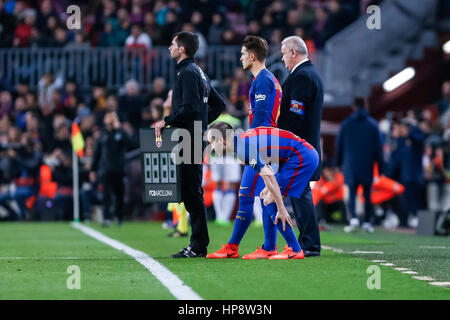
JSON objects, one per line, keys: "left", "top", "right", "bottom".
{"left": 242, "top": 246, "right": 277, "bottom": 259}
{"left": 268, "top": 245, "right": 304, "bottom": 260}
{"left": 206, "top": 243, "right": 239, "bottom": 259}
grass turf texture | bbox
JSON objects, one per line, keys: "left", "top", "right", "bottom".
{"left": 0, "top": 222, "right": 448, "bottom": 300}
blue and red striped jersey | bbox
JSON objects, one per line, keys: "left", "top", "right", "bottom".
{"left": 248, "top": 69, "right": 282, "bottom": 128}
{"left": 234, "top": 127, "right": 315, "bottom": 173}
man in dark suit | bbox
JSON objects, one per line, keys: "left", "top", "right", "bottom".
{"left": 277, "top": 36, "right": 323, "bottom": 257}
{"left": 337, "top": 98, "right": 384, "bottom": 233}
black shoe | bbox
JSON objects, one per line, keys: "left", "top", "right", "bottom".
{"left": 171, "top": 246, "right": 206, "bottom": 258}
{"left": 167, "top": 230, "right": 188, "bottom": 238}
{"left": 303, "top": 250, "right": 321, "bottom": 257}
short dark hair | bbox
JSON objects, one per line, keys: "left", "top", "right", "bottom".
{"left": 173, "top": 31, "right": 199, "bottom": 57}
{"left": 209, "top": 121, "right": 233, "bottom": 140}
{"left": 242, "top": 35, "right": 268, "bottom": 62}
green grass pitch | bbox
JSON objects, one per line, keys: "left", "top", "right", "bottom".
{"left": 0, "top": 221, "right": 449, "bottom": 300}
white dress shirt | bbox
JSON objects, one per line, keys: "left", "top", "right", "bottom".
{"left": 291, "top": 58, "right": 309, "bottom": 73}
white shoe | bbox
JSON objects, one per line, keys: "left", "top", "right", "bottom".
{"left": 383, "top": 212, "right": 399, "bottom": 229}
{"left": 408, "top": 216, "right": 419, "bottom": 229}
{"left": 362, "top": 222, "right": 374, "bottom": 233}
{"left": 344, "top": 218, "right": 360, "bottom": 233}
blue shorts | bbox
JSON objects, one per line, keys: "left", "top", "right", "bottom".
{"left": 277, "top": 146, "right": 319, "bottom": 198}
{"left": 238, "top": 146, "right": 318, "bottom": 199}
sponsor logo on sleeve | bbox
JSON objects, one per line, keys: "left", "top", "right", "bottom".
{"left": 255, "top": 94, "right": 266, "bottom": 102}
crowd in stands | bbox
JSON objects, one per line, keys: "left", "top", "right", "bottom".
{"left": 0, "top": 0, "right": 381, "bottom": 51}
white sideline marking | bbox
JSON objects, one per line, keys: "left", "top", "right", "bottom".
{"left": 351, "top": 251, "right": 384, "bottom": 254}
{"left": 413, "top": 276, "right": 435, "bottom": 281}
{"left": 380, "top": 263, "right": 395, "bottom": 267}
{"left": 430, "top": 282, "right": 450, "bottom": 287}
{"left": 323, "top": 245, "right": 448, "bottom": 289}
{"left": 71, "top": 222, "right": 202, "bottom": 300}
{"left": 322, "top": 246, "right": 384, "bottom": 255}
{"left": 402, "top": 271, "right": 418, "bottom": 275}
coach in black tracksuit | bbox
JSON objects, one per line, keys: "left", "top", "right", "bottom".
{"left": 278, "top": 36, "right": 323, "bottom": 257}
{"left": 154, "top": 31, "right": 225, "bottom": 258}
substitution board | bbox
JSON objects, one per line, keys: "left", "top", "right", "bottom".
{"left": 140, "top": 128, "right": 181, "bottom": 203}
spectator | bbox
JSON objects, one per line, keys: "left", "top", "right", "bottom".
{"left": 118, "top": 79, "right": 145, "bottom": 130}
{"left": 37, "top": 72, "right": 63, "bottom": 112}
{"left": 117, "top": 8, "right": 131, "bottom": 34}
{"left": 228, "top": 68, "right": 250, "bottom": 121}
{"left": 190, "top": 11, "right": 207, "bottom": 38}
{"left": 296, "top": 0, "right": 316, "bottom": 29}
{"left": 323, "top": 0, "right": 357, "bottom": 41}
{"left": 36, "top": 0, "right": 56, "bottom": 33}
{"left": 160, "top": 10, "right": 179, "bottom": 45}
{"left": 208, "top": 13, "right": 227, "bottom": 45}
{"left": 125, "top": 22, "right": 152, "bottom": 49}
{"left": 144, "top": 11, "right": 163, "bottom": 45}
{"left": 221, "top": 29, "right": 241, "bottom": 45}
{"left": 130, "top": 3, "right": 144, "bottom": 24}
{"left": 148, "top": 77, "right": 168, "bottom": 101}
{"left": 0, "top": 133, "right": 42, "bottom": 220}
{"left": 49, "top": 146, "right": 74, "bottom": 220}
{"left": 260, "top": 12, "right": 274, "bottom": 41}
{"left": 79, "top": 135, "right": 97, "bottom": 222}
{"left": 0, "top": 0, "right": 17, "bottom": 47}
{"left": 247, "top": 20, "right": 262, "bottom": 37}
{"left": 99, "top": 18, "right": 127, "bottom": 47}
{"left": 0, "top": 91, "right": 13, "bottom": 119}
{"left": 13, "top": 96, "right": 28, "bottom": 131}
{"left": 13, "top": 8, "right": 37, "bottom": 47}
{"left": 439, "top": 81, "right": 450, "bottom": 125}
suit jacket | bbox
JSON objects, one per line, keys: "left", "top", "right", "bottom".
{"left": 277, "top": 60, "right": 324, "bottom": 181}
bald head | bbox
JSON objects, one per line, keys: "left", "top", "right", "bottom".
{"left": 281, "top": 36, "right": 308, "bottom": 71}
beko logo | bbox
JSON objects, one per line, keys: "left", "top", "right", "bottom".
{"left": 255, "top": 94, "right": 266, "bottom": 101}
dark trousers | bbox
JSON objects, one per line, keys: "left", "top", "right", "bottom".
{"left": 101, "top": 171, "right": 125, "bottom": 222}
{"left": 180, "top": 163, "right": 209, "bottom": 251}
{"left": 403, "top": 182, "right": 421, "bottom": 217}
{"left": 316, "top": 200, "right": 347, "bottom": 223}
{"left": 348, "top": 183, "right": 373, "bottom": 223}
{"left": 290, "top": 185, "right": 321, "bottom": 253}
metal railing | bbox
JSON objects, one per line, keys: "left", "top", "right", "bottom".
{"left": 0, "top": 45, "right": 302, "bottom": 92}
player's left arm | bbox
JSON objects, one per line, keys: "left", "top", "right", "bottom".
{"left": 288, "top": 74, "right": 312, "bottom": 117}
{"left": 259, "top": 164, "right": 294, "bottom": 231}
